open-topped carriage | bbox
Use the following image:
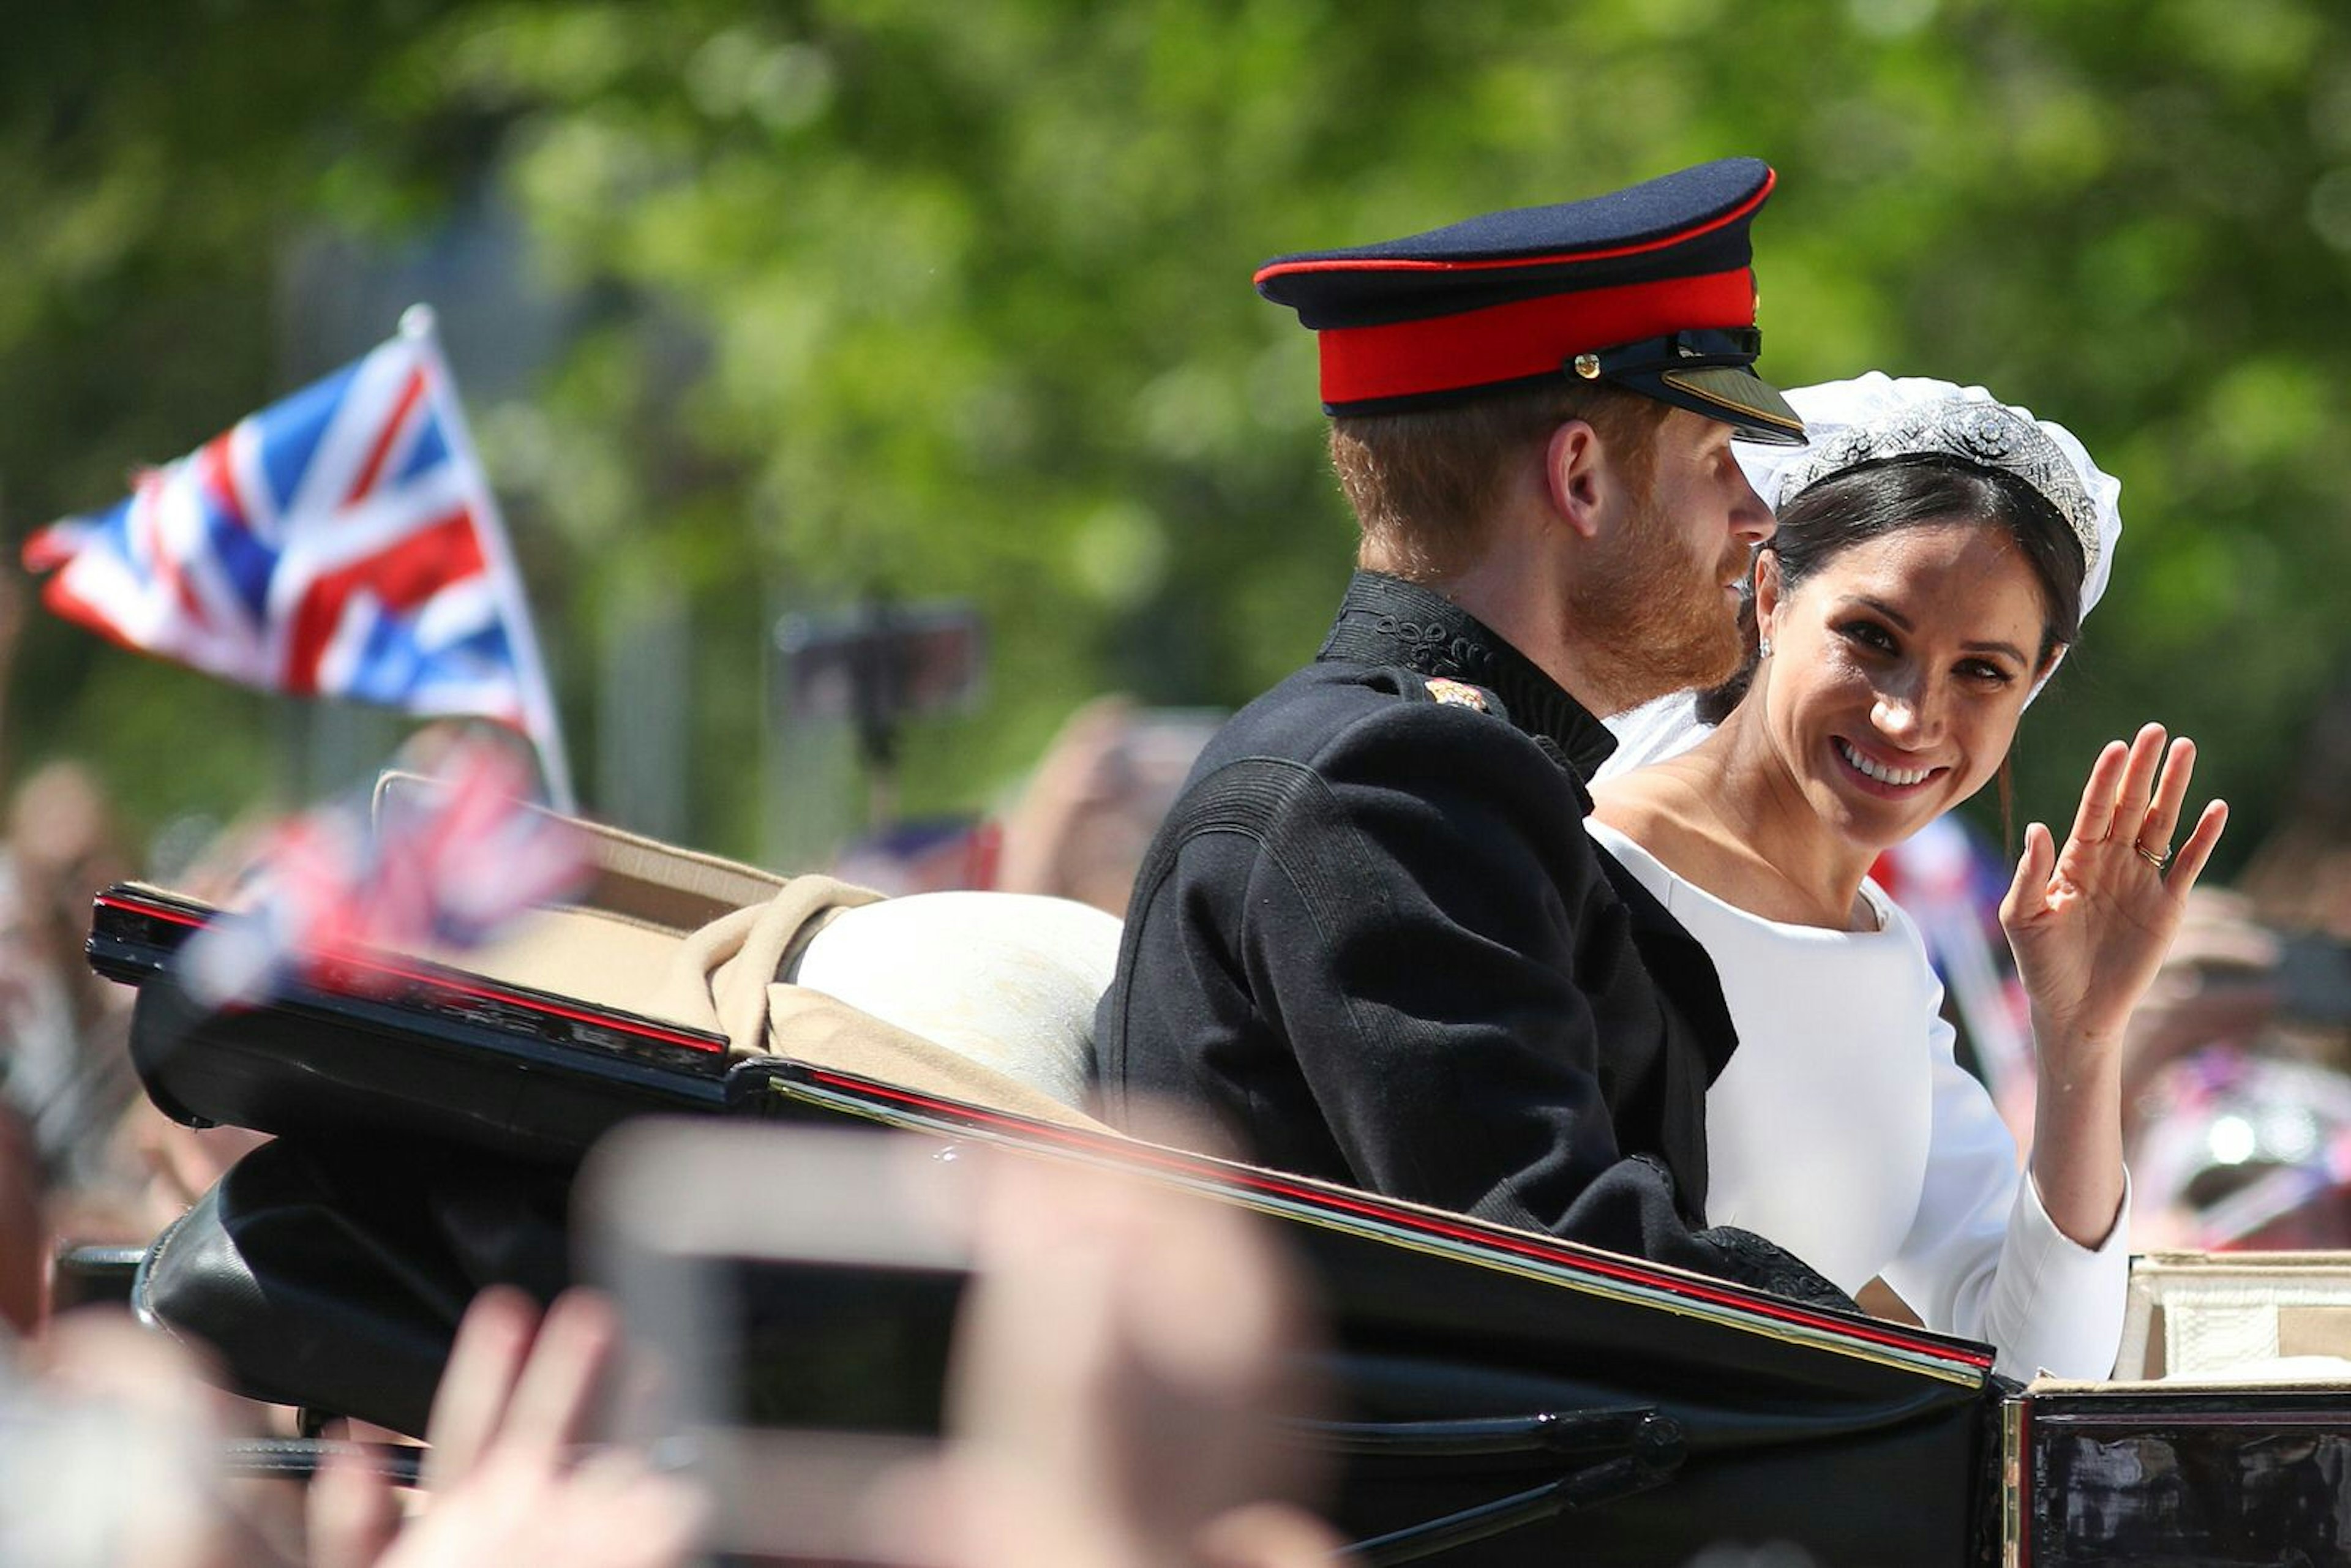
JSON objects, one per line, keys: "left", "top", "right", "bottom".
{"left": 78, "top": 825, "right": 2351, "bottom": 1566}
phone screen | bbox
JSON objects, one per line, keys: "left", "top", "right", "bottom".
{"left": 582, "top": 1124, "right": 980, "bottom": 1562}
{"left": 721, "top": 1260, "right": 966, "bottom": 1436}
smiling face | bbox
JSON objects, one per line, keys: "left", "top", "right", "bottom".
{"left": 1753, "top": 519, "right": 2058, "bottom": 852}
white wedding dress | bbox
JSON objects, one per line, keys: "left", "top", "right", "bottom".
{"left": 1588, "top": 809, "right": 2129, "bottom": 1381}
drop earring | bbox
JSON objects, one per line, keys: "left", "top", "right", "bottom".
{"left": 1758, "top": 636, "right": 1774, "bottom": 658}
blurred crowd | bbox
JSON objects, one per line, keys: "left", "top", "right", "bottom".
{"left": 0, "top": 760, "right": 276, "bottom": 1284}
{"left": 1, "top": 762, "right": 260, "bottom": 1287}
{"left": 0, "top": 702, "right": 1355, "bottom": 1568}
{"left": 7, "top": 683, "right": 2351, "bottom": 1564}
{"left": 3, "top": 1137, "right": 1346, "bottom": 1568}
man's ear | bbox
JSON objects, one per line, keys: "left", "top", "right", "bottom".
{"left": 1543, "top": 419, "right": 1610, "bottom": 540}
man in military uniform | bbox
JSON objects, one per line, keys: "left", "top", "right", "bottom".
{"left": 1095, "top": 159, "right": 1839, "bottom": 1295}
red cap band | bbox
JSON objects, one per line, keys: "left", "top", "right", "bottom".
{"left": 1317, "top": 266, "right": 1758, "bottom": 408}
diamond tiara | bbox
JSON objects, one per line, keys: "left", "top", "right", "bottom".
{"left": 1771, "top": 396, "right": 2102, "bottom": 582}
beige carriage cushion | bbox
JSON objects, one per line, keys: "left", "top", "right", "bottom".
{"left": 375, "top": 766, "right": 816, "bottom": 1022}
{"left": 2103, "top": 1250, "right": 2351, "bottom": 1387}
{"left": 369, "top": 776, "right": 1121, "bottom": 1131}
{"left": 785, "top": 892, "right": 1120, "bottom": 1112}
{"left": 418, "top": 904, "right": 708, "bottom": 1022}
{"left": 640, "top": 876, "right": 1118, "bottom": 1131}
{"left": 375, "top": 880, "right": 1117, "bottom": 1133}
{"left": 372, "top": 770, "right": 787, "bottom": 934}
{"left": 392, "top": 866, "right": 841, "bottom": 1026}
{"left": 643, "top": 873, "right": 883, "bottom": 1044}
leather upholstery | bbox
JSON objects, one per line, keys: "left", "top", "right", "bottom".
{"left": 135, "top": 1136, "right": 568, "bottom": 1435}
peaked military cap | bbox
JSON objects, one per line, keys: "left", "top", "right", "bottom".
{"left": 1253, "top": 157, "right": 1804, "bottom": 445}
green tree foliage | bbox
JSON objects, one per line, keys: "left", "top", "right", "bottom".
{"left": 7, "top": 0, "right": 2351, "bottom": 868}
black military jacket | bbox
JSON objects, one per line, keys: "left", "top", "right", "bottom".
{"left": 1096, "top": 571, "right": 1830, "bottom": 1293}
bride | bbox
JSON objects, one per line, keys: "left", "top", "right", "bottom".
{"left": 1590, "top": 374, "right": 2227, "bottom": 1379}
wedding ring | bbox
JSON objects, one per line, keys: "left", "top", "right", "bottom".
{"left": 2135, "top": 842, "right": 2170, "bottom": 871}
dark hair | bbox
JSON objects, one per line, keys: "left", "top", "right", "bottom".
{"left": 1694, "top": 454, "right": 2086, "bottom": 725}
{"left": 1330, "top": 380, "right": 1671, "bottom": 582}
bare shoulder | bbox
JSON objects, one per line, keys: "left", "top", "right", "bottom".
{"left": 1588, "top": 759, "right": 1754, "bottom": 897}
{"left": 1587, "top": 767, "right": 1665, "bottom": 830}
{"left": 1588, "top": 767, "right": 1710, "bottom": 860}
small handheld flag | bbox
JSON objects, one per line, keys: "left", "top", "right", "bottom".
{"left": 176, "top": 739, "right": 591, "bottom": 1011}
{"left": 23, "top": 307, "right": 574, "bottom": 808}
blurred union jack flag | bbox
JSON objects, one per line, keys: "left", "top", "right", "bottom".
{"left": 23, "top": 316, "right": 557, "bottom": 741}
{"left": 176, "top": 739, "right": 592, "bottom": 1010}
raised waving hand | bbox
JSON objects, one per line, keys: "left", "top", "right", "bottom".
{"left": 2000, "top": 723, "right": 2227, "bottom": 1250}
{"left": 2001, "top": 722, "right": 2228, "bottom": 1047}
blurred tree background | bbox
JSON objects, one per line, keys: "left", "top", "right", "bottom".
{"left": 5, "top": 0, "right": 2350, "bottom": 874}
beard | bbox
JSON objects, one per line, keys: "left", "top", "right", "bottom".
{"left": 1566, "top": 501, "right": 1751, "bottom": 714}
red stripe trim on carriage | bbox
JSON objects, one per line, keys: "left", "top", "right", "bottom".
{"left": 1253, "top": 170, "right": 1775, "bottom": 284}
{"left": 797, "top": 1066, "right": 1997, "bottom": 1371}
{"left": 1316, "top": 268, "right": 1757, "bottom": 406}
{"left": 93, "top": 891, "right": 730, "bottom": 1054}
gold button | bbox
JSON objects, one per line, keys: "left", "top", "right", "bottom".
{"left": 1572, "top": 353, "right": 1601, "bottom": 379}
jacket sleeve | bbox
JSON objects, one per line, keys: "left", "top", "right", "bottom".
{"left": 1220, "top": 700, "right": 1841, "bottom": 1296}
{"left": 1881, "top": 1004, "right": 2131, "bottom": 1380}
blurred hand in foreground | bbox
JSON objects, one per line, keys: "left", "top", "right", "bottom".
{"left": 2, "top": 1310, "right": 244, "bottom": 1568}
{"left": 309, "top": 1287, "right": 704, "bottom": 1568}
{"left": 871, "top": 1147, "right": 1348, "bottom": 1567}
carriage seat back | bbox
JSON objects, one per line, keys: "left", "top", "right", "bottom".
{"left": 373, "top": 771, "right": 1120, "bottom": 1116}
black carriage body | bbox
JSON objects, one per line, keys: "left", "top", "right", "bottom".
{"left": 94, "top": 883, "right": 2351, "bottom": 1564}
{"left": 2019, "top": 1388, "right": 2351, "bottom": 1566}
{"left": 744, "top": 1064, "right": 2003, "bottom": 1567}
{"left": 89, "top": 885, "right": 734, "bottom": 1157}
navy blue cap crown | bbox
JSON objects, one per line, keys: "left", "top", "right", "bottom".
{"left": 1253, "top": 158, "right": 1803, "bottom": 444}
